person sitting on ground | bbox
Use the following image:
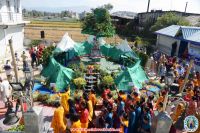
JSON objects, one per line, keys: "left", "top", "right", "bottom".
{"left": 51, "top": 102, "right": 67, "bottom": 133}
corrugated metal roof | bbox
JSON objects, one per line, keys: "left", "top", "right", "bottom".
{"left": 181, "top": 26, "right": 200, "bottom": 39}
{"left": 155, "top": 25, "right": 180, "bottom": 37}
{"left": 186, "top": 31, "right": 200, "bottom": 42}
{"left": 155, "top": 25, "right": 200, "bottom": 43}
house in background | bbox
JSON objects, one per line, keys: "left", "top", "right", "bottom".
{"left": 155, "top": 25, "right": 200, "bottom": 70}
{"left": 0, "top": 0, "right": 28, "bottom": 62}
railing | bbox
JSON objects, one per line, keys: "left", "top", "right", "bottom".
{"left": 0, "top": 12, "right": 23, "bottom": 23}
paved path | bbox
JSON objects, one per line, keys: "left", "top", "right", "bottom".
{"left": 0, "top": 100, "right": 55, "bottom": 132}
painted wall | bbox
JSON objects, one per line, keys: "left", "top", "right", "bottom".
{"left": 156, "top": 35, "right": 180, "bottom": 56}
{"left": 0, "top": 25, "right": 24, "bottom": 61}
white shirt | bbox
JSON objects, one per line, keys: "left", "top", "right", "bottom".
{"left": 0, "top": 80, "right": 12, "bottom": 102}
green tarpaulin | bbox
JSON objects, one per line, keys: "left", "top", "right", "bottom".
{"left": 41, "top": 57, "right": 74, "bottom": 91}
{"left": 48, "top": 36, "right": 148, "bottom": 90}
{"left": 115, "top": 61, "right": 148, "bottom": 91}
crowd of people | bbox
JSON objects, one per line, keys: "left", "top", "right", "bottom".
{"left": 50, "top": 51, "right": 200, "bottom": 133}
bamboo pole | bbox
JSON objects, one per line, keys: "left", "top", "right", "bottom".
{"left": 9, "top": 39, "right": 19, "bottom": 82}
{"left": 180, "top": 59, "right": 194, "bottom": 94}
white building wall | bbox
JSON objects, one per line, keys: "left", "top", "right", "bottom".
{"left": 157, "top": 35, "right": 180, "bottom": 56}
{"left": 0, "top": 25, "right": 24, "bottom": 61}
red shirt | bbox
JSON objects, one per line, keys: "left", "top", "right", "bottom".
{"left": 80, "top": 109, "right": 89, "bottom": 123}
{"left": 102, "top": 89, "right": 111, "bottom": 99}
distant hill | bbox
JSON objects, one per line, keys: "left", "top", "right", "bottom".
{"left": 23, "top": 6, "right": 92, "bottom": 13}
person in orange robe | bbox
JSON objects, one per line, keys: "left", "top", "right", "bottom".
{"left": 132, "top": 92, "right": 140, "bottom": 105}
{"left": 89, "top": 89, "right": 97, "bottom": 107}
{"left": 51, "top": 103, "right": 66, "bottom": 133}
{"left": 120, "top": 113, "right": 129, "bottom": 133}
{"left": 172, "top": 103, "right": 185, "bottom": 122}
{"left": 86, "top": 95, "right": 93, "bottom": 121}
{"left": 193, "top": 75, "right": 199, "bottom": 87}
{"left": 58, "top": 87, "right": 70, "bottom": 114}
{"left": 71, "top": 114, "right": 82, "bottom": 133}
{"left": 155, "top": 91, "right": 166, "bottom": 109}
{"left": 119, "top": 90, "right": 127, "bottom": 102}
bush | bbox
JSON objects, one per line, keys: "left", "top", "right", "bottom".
{"left": 37, "top": 94, "right": 50, "bottom": 103}
{"left": 41, "top": 45, "right": 55, "bottom": 66}
{"left": 73, "top": 77, "right": 86, "bottom": 89}
{"left": 30, "top": 40, "right": 41, "bottom": 47}
{"left": 7, "top": 124, "right": 25, "bottom": 131}
{"left": 138, "top": 52, "right": 149, "bottom": 67}
{"left": 102, "top": 75, "right": 114, "bottom": 86}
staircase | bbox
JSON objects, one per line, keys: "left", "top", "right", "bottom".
{"left": 84, "top": 72, "right": 100, "bottom": 92}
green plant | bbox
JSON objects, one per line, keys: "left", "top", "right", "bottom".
{"left": 7, "top": 124, "right": 25, "bottom": 131}
{"left": 102, "top": 75, "right": 114, "bottom": 86}
{"left": 41, "top": 45, "right": 55, "bottom": 66}
{"left": 81, "top": 7, "right": 115, "bottom": 38}
{"left": 151, "top": 12, "right": 190, "bottom": 31}
{"left": 37, "top": 94, "right": 50, "bottom": 103}
{"left": 30, "top": 40, "right": 41, "bottom": 47}
{"left": 135, "top": 50, "right": 149, "bottom": 68}
{"left": 79, "top": 62, "right": 86, "bottom": 72}
{"left": 73, "top": 77, "right": 86, "bottom": 89}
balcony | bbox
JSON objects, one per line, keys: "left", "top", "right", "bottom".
{"left": 0, "top": 12, "right": 25, "bottom": 25}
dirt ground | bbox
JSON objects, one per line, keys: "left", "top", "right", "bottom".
{"left": 24, "top": 27, "right": 124, "bottom": 43}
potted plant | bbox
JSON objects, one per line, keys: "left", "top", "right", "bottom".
{"left": 73, "top": 77, "right": 86, "bottom": 89}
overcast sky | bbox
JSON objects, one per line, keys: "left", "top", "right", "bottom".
{"left": 21, "top": 0, "right": 200, "bottom": 13}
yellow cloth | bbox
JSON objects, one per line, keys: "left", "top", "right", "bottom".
{"left": 120, "top": 120, "right": 128, "bottom": 133}
{"left": 71, "top": 120, "right": 81, "bottom": 133}
{"left": 59, "top": 89, "right": 70, "bottom": 114}
{"left": 89, "top": 93, "right": 97, "bottom": 106}
{"left": 81, "top": 122, "right": 88, "bottom": 133}
{"left": 193, "top": 78, "right": 199, "bottom": 87}
{"left": 87, "top": 100, "right": 93, "bottom": 121}
{"left": 120, "top": 94, "right": 127, "bottom": 102}
{"left": 51, "top": 106, "right": 66, "bottom": 133}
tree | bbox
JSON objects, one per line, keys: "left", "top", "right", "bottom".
{"left": 81, "top": 7, "right": 115, "bottom": 38}
{"left": 151, "top": 12, "right": 190, "bottom": 31}
{"left": 102, "top": 3, "right": 113, "bottom": 11}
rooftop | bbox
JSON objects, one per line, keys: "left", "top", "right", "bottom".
{"left": 155, "top": 25, "right": 200, "bottom": 43}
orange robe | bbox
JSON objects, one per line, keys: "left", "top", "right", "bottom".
{"left": 172, "top": 103, "right": 185, "bottom": 122}
{"left": 89, "top": 93, "right": 97, "bottom": 106}
{"left": 120, "top": 120, "right": 128, "bottom": 133}
{"left": 155, "top": 96, "right": 164, "bottom": 108}
{"left": 59, "top": 89, "right": 70, "bottom": 114}
{"left": 120, "top": 94, "right": 127, "bottom": 102}
{"left": 51, "top": 106, "right": 66, "bottom": 133}
{"left": 87, "top": 100, "right": 93, "bottom": 121}
{"left": 71, "top": 120, "right": 81, "bottom": 133}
